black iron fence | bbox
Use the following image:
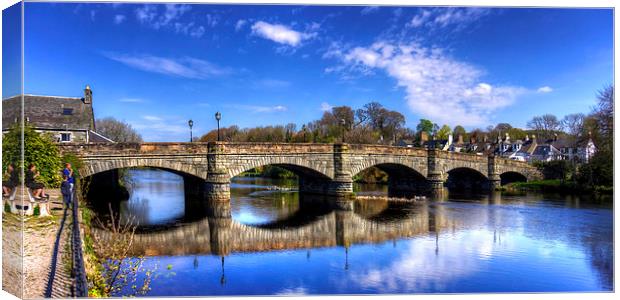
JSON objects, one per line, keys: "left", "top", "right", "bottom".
{"left": 71, "top": 178, "right": 88, "bottom": 297}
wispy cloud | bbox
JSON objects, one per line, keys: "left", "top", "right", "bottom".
{"left": 131, "top": 115, "right": 192, "bottom": 141}
{"left": 134, "top": 4, "right": 205, "bottom": 38}
{"left": 331, "top": 41, "right": 525, "bottom": 126}
{"left": 251, "top": 21, "right": 316, "bottom": 47}
{"left": 235, "top": 19, "right": 247, "bottom": 31}
{"left": 360, "top": 6, "right": 380, "bottom": 15}
{"left": 103, "top": 52, "right": 231, "bottom": 79}
{"left": 230, "top": 104, "right": 288, "bottom": 113}
{"left": 142, "top": 115, "right": 163, "bottom": 121}
{"left": 537, "top": 86, "right": 553, "bottom": 93}
{"left": 408, "top": 7, "right": 491, "bottom": 31}
{"left": 320, "top": 102, "right": 333, "bottom": 112}
{"left": 118, "top": 98, "right": 144, "bottom": 103}
{"left": 252, "top": 79, "right": 291, "bottom": 89}
{"left": 114, "top": 14, "right": 126, "bottom": 25}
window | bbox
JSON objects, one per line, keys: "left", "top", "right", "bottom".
{"left": 62, "top": 108, "right": 73, "bottom": 115}
{"left": 61, "top": 133, "right": 71, "bottom": 142}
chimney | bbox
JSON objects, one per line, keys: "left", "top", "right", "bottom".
{"left": 84, "top": 85, "right": 92, "bottom": 104}
{"left": 483, "top": 134, "right": 488, "bottom": 143}
{"left": 457, "top": 134, "right": 464, "bottom": 144}
{"left": 505, "top": 132, "right": 510, "bottom": 143}
{"left": 448, "top": 134, "right": 453, "bottom": 145}
{"left": 525, "top": 134, "right": 529, "bottom": 142}
{"left": 470, "top": 136, "right": 476, "bottom": 144}
{"left": 531, "top": 134, "right": 537, "bottom": 144}
{"left": 420, "top": 131, "right": 429, "bottom": 143}
{"left": 554, "top": 133, "right": 558, "bottom": 141}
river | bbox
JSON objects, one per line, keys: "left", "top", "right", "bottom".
{"left": 86, "top": 168, "right": 613, "bottom": 296}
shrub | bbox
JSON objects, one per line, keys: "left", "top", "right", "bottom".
{"left": 2, "top": 124, "right": 62, "bottom": 187}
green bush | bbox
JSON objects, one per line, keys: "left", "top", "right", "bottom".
{"left": 2, "top": 124, "right": 62, "bottom": 187}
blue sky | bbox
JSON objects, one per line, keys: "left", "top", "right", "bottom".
{"left": 2, "top": 3, "right": 613, "bottom": 141}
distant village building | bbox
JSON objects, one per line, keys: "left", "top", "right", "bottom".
{"left": 2, "top": 86, "right": 113, "bottom": 143}
{"left": 396, "top": 129, "right": 596, "bottom": 164}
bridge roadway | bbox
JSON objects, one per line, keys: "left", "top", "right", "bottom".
{"left": 59, "top": 142, "right": 541, "bottom": 200}
{"left": 90, "top": 192, "right": 505, "bottom": 257}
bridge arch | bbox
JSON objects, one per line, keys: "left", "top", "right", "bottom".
{"left": 446, "top": 167, "right": 490, "bottom": 191}
{"left": 353, "top": 163, "right": 428, "bottom": 197}
{"left": 79, "top": 159, "right": 207, "bottom": 179}
{"left": 227, "top": 159, "right": 334, "bottom": 180}
{"left": 500, "top": 171, "right": 528, "bottom": 185}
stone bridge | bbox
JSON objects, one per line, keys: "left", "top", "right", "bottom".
{"left": 58, "top": 142, "right": 541, "bottom": 198}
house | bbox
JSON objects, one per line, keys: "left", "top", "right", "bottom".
{"left": 448, "top": 134, "right": 468, "bottom": 152}
{"left": 2, "top": 86, "right": 113, "bottom": 143}
{"left": 549, "top": 133, "right": 597, "bottom": 163}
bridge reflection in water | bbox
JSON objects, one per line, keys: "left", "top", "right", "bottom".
{"left": 92, "top": 189, "right": 505, "bottom": 257}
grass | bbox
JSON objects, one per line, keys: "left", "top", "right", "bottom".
{"left": 506, "top": 179, "right": 612, "bottom": 195}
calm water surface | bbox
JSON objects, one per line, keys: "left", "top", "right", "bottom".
{"left": 90, "top": 169, "right": 613, "bottom": 296}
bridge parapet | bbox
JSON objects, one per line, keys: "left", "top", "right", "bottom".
{"left": 212, "top": 142, "right": 334, "bottom": 154}
{"left": 58, "top": 142, "right": 211, "bottom": 155}
{"left": 348, "top": 144, "right": 427, "bottom": 157}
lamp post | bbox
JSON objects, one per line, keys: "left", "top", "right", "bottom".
{"left": 302, "top": 124, "right": 307, "bottom": 142}
{"left": 188, "top": 119, "right": 194, "bottom": 142}
{"left": 220, "top": 256, "right": 226, "bottom": 286}
{"left": 215, "top": 112, "right": 221, "bottom": 141}
{"left": 340, "top": 118, "right": 346, "bottom": 143}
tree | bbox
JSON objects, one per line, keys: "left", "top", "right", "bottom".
{"left": 452, "top": 125, "right": 467, "bottom": 141}
{"left": 331, "top": 106, "right": 354, "bottom": 128}
{"left": 436, "top": 124, "right": 451, "bottom": 140}
{"left": 526, "top": 114, "right": 563, "bottom": 140}
{"left": 416, "top": 119, "right": 434, "bottom": 134}
{"left": 2, "top": 124, "right": 62, "bottom": 187}
{"left": 90, "top": 204, "right": 159, "bottom": 297}
{"left": 593, "top": 85, "right": 613, "bottom": 151}
{"left": 562, "top": 113, "right": 586, "bottom": 137}
{"left": 96, "top": 117, "right": 143, "bottom": 143}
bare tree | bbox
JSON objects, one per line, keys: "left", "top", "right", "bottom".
{"left": 90, "top": 204, "right": 157, "bottom": 296}
{"left": 527, "top": 114, "right": 563, "bottom": 140}
{"left": 96, "top": 117, "right": 143, "bottom": 143}
{"left": 561, "top": 113, "right": 586, "bottom": 137}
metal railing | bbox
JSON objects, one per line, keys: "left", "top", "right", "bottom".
{"left": 71, "top": 179, "right": 88, "bottom": 297}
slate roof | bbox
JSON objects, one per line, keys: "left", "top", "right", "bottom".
{"left": 2, "top": 94, "right": 95, "bottom": 131}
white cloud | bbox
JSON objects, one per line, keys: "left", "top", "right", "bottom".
{"left": 205, "top": 13, "right": 219, "bottom": 27}
{"left": 119, "top": 98, "right": 144, "bottom": 103}
{"left": 103, "top": 52, "right": 231, "bottom": 79}
{"left": 537, "top": 86, "right": 553, "bottom": 93}
{"left": 333, "top": 41, "right": 525, "bottom": 126}
{"left": 235, "top": 19, "right": 247, "bottom": 31}
{"left": 232, "top": 104, "right": 288, "bottom": 113}
{"left": 132, "top": 116, "right": 191, "bottom": 142}
{"left": 410, "top": 10, "right": 431, "bottom": 27}
{"left": 408, "top": 7, "right": 490, "bottom": 31}
{"left": 360, "top": 6, "right": 379, "bottom": 15}
{"left": 276, "top": 287, "right": 308, "bottom": 296}
{"left": 114, "top": 14, "right": 126, "bottom": 25}
{"left": 251, "top": 21, "right": 315, "bottom": 47}
{"left": 142, "top": 115, "right": 163, "bottom": 121}
{"left": 135, "top": 4, "right": 203, "bottom": 38}
{"left": 320, "top": 102, "right": 333, "bottom": 112}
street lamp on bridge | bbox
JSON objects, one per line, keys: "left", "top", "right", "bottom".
{"left": 215, "top": 112, "right": 222, "bottom": 141}
{"left": 188, "top": 119, "right": 194, "bottom": 142}
{"left": 340, "top": 118, "right": 346, "bottom": 143}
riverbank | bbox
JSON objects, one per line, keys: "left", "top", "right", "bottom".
{"left": 502, "top": 179, "right": 613, "bottom": 196}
